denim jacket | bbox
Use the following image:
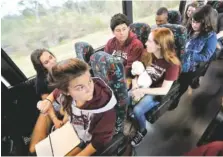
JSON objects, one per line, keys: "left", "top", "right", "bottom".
{"left": 182, "top": 31, "right": 217, "bottom": 72}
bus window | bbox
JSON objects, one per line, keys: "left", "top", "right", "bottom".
{"left": 1, "top": 0, "right": 122, "bottom": 77}
{"left": 133, "top": 0, "right": 180, "bottom": 24}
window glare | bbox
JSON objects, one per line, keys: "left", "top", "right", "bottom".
{"left": 1, "top": 0, "right": 122, "bottom": 77}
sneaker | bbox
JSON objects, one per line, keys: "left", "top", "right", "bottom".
{"left": 131, "top": 130, "right": 147, "bottom": 147}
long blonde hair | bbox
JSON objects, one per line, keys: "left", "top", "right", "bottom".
{"left": 141, "top": 27, "right": 181, "bottom": 67}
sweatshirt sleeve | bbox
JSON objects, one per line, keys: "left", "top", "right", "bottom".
{"left": 193, "top": 33, "right": 217, "bottom": 62}
{"left": 104, "top": 39, "right": 112, "bottom": 55}
{"left": 52, "top": 88, "right": 61, "bottom": 100}
{"left": 125, "top": 42, "right": 144, "bottom": 76}
{"left": 89, "top": 108, "right": 116, "bottom": 151}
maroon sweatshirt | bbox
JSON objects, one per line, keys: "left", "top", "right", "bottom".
{"left": 53, "top": 77, "right": 117, "bottom": 151}
{"left": 184, "top": 141, "right": 223, "bottom": 156}
{"left": 104, "top": 31, "right": 144, "bottom": 76}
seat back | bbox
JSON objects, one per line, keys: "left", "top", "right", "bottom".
{"left": 207, "top": 1, "right": 223, "bottom": 13}
{"left": 145, "top": 81, "right": 181, "bottom": 123}
{"left": 168, "top": 10, "right": 182, "bottom": 24}
{"left": 159, "top": 23, "right": 187, "bottom": 59}
{"left": 130, "top": 23, "right": 151, "bottom": 48}
{"left": 74, "top": 41, "right": 94, "bottom": 65}
{"left": 90, "top": 51, "right": 128, "bottom": 134}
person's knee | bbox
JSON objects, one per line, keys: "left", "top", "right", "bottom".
{"left": 133, "top": 105, "right": 143, "bottom": 116}
{"left": 29, "top": 144, "right": 36, "bottom": 154}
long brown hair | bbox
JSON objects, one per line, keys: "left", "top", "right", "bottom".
{"left": 30, "top": 48, "right": 55, "bottom": 76}
{"left": 187, "top": 4, "right": 217, "bottom": 36}
{"left": 141, "top": 27, "right": 181, "bottom": 67}
{"left": 48, "top": 58, "right": 90, "bottom": 117}
{"left": 182, "top": 2, "right": 199, "bottom": 26}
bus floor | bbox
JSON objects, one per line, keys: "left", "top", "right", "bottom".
{"left": 134, "top": 59, "right": 223, "bottom": 156}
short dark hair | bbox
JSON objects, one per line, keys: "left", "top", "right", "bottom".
{"left": 156, "top": 7, "right": 168, "bottom": 16}
{"left": 110, "top": 13, "right": 130, "bottom": 31}
{"left": 188, "top": 4, "right": 217, "bottom": 36}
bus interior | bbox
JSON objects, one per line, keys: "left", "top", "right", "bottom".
{"left": 1, "top": 0, "right": 223, "bottom": 156}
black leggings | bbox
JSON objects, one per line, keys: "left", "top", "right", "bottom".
{"left": 179, "top": 72, "right": 197, "bottom": 96}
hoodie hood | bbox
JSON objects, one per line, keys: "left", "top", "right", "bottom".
{"left": 71, "top": 77, "right": 117, "bottom": 113}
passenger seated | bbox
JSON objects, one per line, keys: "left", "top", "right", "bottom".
{"left": 180, "top": 5, "right": 217, "bottom": 96}
{"left": 29, "top": 49, "right": 69, "bottom": 153}
{"left": 31, "top": 58, "right": 117, "bottom": 156}
{"left": 128, "top": 28, "right": 180, "bottom": 146}
{"left": 182, "top": 2, "right": 199, "bottom": 26}
{"left": 151, "top": 7, "right": 169, "bottom": 29}
{"left": 104, "top": 13, "right": 144, "bottom": 77}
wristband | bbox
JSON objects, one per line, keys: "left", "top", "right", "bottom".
{"left": 45, "top": 98, "right": 52, "bottom": 104}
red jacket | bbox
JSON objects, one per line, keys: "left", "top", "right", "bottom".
{"left": 184, "top": 141, "right": 223, "bottom": 156}
{"left": 104, "top": 31, "right": 144, "bottom": 76}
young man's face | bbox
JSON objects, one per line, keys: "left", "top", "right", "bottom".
{"left": 155, "top": 14, "right": 168, "bottom": 26}
{"left": 113, "top": 23, "right": 129, "bottom": 43}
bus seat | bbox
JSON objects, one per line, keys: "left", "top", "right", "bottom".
{"left": 94, "top": 133, "right": 128, "bottom": 156}
{"left": 168, "top": 10, "right": 182, "bottom": 24}
{"left": 75, "top": 41, "right": 95, "bottom": 76}
{"left": 207, "top": 0, "right": 223, "bottom": 13}
{"left": 159, "top": 23, "right": 187, "bottom": 59}
{"left": 90, "top": 51, "right": 129, "bottom": 155}
{"left": 74, "top": 41, "right": 94, "bottom": 65}
{"left": 145, "top": 81, "right": 181, "bottom": 123}
{"left": 130, "top": 23, "right": 151, "bottom": 48}
{"left": 90, "top": 51, "right": 128, "bottom": 134}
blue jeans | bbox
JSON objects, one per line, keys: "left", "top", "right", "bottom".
{"left": 128, "top": 93, "right": 159, "bottom": 130}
